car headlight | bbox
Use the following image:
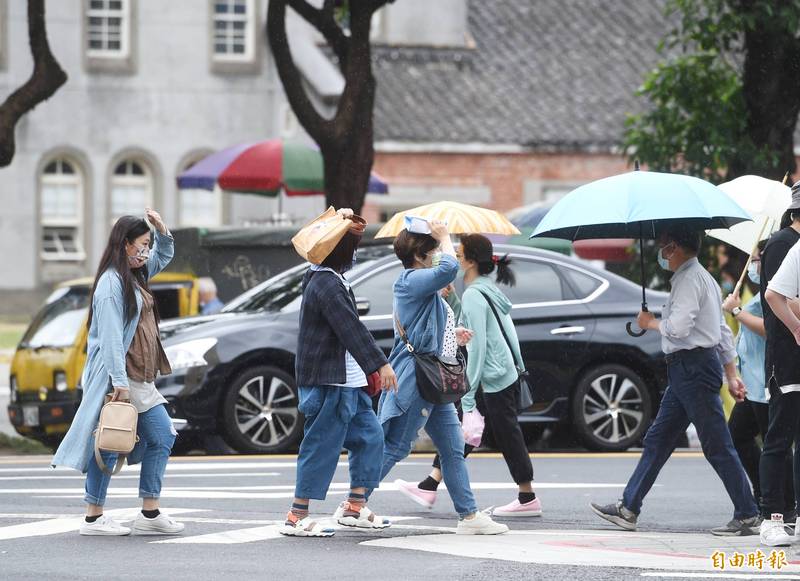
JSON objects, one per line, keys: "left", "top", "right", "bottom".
{"left": 164, "top": 338, "right": 217, "bottom": 371}
{"left": 9, "top": 376, "right": 17, "bottom": 403}
{"left": 54, "top": 371, "right": 68, "bottom": 392}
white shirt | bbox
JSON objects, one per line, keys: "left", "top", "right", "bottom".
{"left": 310, "top": 265, "right": 367, "bottom": 388}
{"left": 767, "top": 241, "right": 800, "bottom": 395}
{"left": 128, "top": 379, "right": 168, "bottom": 414}
{"left": 657, "top": 257, "right": 736, "bottom": 364}
{"left": 441, "top": 302, "right": 458, "bottom": 358}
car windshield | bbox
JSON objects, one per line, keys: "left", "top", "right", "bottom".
{"left": 222, "top": 246, "right": 394, "bottom": 314}
{"left": 20, "top": 286, "right": 90, "bottom": 349}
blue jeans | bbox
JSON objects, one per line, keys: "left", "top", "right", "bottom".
{"left": 84, "top": 404, "right": 176, "bottom": 506}
{"left": 379, "top": 395, "right": 478, "bottom": 517}
{"left": 623, "top": 349, "right": 758, "bottom": 520}
{"left": 295, "top": 386, "right": 383, "bottom": 500}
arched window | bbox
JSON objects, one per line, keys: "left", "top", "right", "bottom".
{"left": 111, "top": 159, "right": 153, "bottom": 222}
{"left": 40, "top": 158, "right": 85, "bottom": 261}
{"left": 179, "top": 155, "right": 222, "bottom": 227}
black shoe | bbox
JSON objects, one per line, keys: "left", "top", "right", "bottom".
{"left": 710, "top": 516, "right": 762, "bottom": 537}
{"left": 590, "top": 501, "right": 637, "bottom": 531}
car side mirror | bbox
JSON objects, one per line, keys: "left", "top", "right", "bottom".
{"left": 355, "top": 297, "right": 370, "bottom": 316}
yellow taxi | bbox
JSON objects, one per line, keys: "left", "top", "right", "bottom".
{"left": 7, "top": 273, "right": 199, "bottom": 446}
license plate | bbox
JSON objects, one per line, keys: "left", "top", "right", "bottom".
{"left": 22, "top": 406, "right": 39, "bottom": 427}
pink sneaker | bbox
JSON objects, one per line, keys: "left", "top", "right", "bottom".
{"left": 492, "top": 497, "right": 543, "bottom": 517}
{"left": 394, "top": 479, "right": 437, "bottom": 509}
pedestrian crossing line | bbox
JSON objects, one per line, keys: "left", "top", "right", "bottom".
{"left": 152, "top": 516, "right": 424, "bottom": 545}
{"left": 0, "top": 472, "right": 282, "bottom": 481}
{"left": 641, "top": 573, "right": 800, "bottom": 580}
{"left": 0, "top": 508, "right": 202, "bottom": 541}
{"left": 1, "top": 481, "right": 628, "bottom": 502}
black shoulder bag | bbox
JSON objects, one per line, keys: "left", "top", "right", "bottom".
{"left": 477, "top": 291, "right": 534, "bottom": 412}
{"left": 394, "top": 314, "right": 469, "bottom": 404}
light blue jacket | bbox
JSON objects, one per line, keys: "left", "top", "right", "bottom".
{"left": 377, "top": 254, "right": 458, "bottom": 423}
{"left": 51, "top": 231, "right": 174, "bottom": 473}
{"left": 737, "top": 293, "right": 767, "bottom": 404}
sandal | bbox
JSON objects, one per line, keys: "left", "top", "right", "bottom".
{"left": 336, "top": 502, "right": 391, "bottom": 529}
{"left": 279, "top": 512, "right": 335, "bottom": 537}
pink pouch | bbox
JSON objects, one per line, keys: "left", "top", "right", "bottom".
{"left": 462, "top": 409, "right": 485, "bottom": 447}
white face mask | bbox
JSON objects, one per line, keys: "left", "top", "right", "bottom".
{"left": 747, "top": 262, "right": 761, "bottom": 285}
{"left": 127, "top": 243, "right": 150, "bottom": 267}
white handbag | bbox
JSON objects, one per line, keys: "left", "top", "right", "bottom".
{"left": 94, "top": 395, "right": 139, "bottom": 475}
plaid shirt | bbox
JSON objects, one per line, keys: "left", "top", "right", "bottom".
{"left": 295, "top": 269, "right": 388, "bottom": 387}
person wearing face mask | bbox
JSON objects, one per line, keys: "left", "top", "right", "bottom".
{"left": 591, "top": 224, "right": 759, "bottom": 536}
{"left": 52, "top": 209, "right": 185, "bottom": 537}
{"left": 722, "top": 243, "right": 796, "bottom": 524}
{"left": 395, "top": 234, "right": 539, "bottom": 517}
{"left": 373, "top": 221, "right": 509, "bottom": 535}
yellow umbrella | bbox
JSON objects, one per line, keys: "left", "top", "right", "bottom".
{"left": 374, "top": 201, "right": 521, "bottom": 238}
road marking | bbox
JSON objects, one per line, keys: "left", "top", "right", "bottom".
{"left": 641, "top": 574, "right": 800, "bottom": 580}
{"left": 0, "top": 508, "right": 201, "bottom": 541}
{"left": 153, "top": 516, "right": 427, "bottom": 544}
{"left": 360, "top": 529, "right": 800, "bottom": 573}
{"left": 0, "top": 452, "right": 708, "bottom": 467}
{"left": 0, "top": 481, "right": 627, "bottom": 501}
{"left": 0, "top": 472, "right": 282, "bottom": 481}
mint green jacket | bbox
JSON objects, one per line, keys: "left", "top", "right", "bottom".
{"left": 459, "top": 276, "right": 524, "bottom": 412}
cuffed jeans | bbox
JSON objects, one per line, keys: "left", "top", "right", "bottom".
{"left": 622, "top": 348, "right": 758, "bottom": 520}
{"left": 379, "top": 395, "right": 478, "bottom": 517}
{"left": 294, "top": 386, "right": 383, "bottom": 500}
{"left": 84, "top": 403, "right": 176, "bottom": 506}
{"left": 759, "top": 390, "right": 800, "bottom": 517}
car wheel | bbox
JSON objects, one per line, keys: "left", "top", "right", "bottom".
{"left": 221, "top": 365, "right": 302, "bottom": 454}
{"left": 571, "top": 364, "right": 653, "bottom": 452}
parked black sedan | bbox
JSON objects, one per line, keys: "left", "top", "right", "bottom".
{"left": 157, "top": 245, "right": 669, "bottom": 454}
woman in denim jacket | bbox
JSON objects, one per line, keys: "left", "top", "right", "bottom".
{"left": 52, "top": 209, "right": 184, "bottom": 537}
{"left": 376, "top": 220, "right": 508, "bottom": 535}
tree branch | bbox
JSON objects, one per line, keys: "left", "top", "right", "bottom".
{"left": 286, "top": 0, "right": 349, "bottom": 68}
{"left": 267, "top": 0, "right": 333, "bottom": 146}
{"left": 0, "top": 0, "right": 67, "bottom": 167}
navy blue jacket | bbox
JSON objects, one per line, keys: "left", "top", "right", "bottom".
{"left": 295, "top": 269, "right": 388, "bottom": 387}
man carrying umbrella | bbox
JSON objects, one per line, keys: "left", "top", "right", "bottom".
{"left": 591, "top": 223, "right": 761, "bottom": 536}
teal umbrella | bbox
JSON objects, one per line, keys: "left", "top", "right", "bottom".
{"left": 532, "top": 166, "right": 752, "bottom": 336}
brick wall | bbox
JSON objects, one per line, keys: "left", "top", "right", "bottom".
{"left": 363, "top": 150, "right": 630, "bottom": 222}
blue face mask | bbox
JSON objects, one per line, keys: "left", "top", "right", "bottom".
{"left": 748, "top": 262, "right": 761, "bottom": 285}
{"left": 657, "top": 246, "right": 672, "bottom": 271}
{"left": 721, "top": 280, "right": 735, "bottom": 294}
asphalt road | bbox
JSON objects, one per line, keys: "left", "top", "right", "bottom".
{"left": 1, "top": 452, "right": 797, "bottom": 581}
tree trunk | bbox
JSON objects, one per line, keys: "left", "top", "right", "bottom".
{"left": 0, "top": 0, "right": 67, "bottom": 167}
{"left": 267, "top": 0, "right": 384, "bottom": 214}
{"left": 728, "top": 21, "right": 800, "bottom": 181}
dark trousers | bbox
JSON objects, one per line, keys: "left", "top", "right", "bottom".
{"left": 622, "top": 348, "right": 758, "bottom": 520}
{"left": 759, "top": 389, "right": 800, "bottom": 517}
{"left": 432, "top": 383, "right": 533, "bottom": 485}
{"left": 728, "top": 399, "right": 795, "bottom": 515}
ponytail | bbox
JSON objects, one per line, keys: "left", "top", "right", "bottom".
{"left": 493, "top": 254, "right": 516, "bottom": 287}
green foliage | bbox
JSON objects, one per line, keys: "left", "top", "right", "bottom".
{"left": 0, "top": 432, "right": 51, "bottom": 455}
{"left": 624, "top": 0, "right": 799, "bottom": 181}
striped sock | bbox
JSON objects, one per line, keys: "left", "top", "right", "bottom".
{"left": 344, "top": 492, "right": 366, "bottom": 517}
{"left": 287, "top": 502, "right": 309, "bottom": 525}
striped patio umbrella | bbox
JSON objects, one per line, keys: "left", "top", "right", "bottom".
{"left": 177, "top": 139, "right": 389, "bottom": 196}
{"left": 375, "top": 201, "right": 521, "bottom": 238}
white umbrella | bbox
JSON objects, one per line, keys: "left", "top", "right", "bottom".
{"left": 706, "top": 174, "right": 791, "bottom": 293}
{"left": 707, "top": 175, "right": 791, "bottom": 253}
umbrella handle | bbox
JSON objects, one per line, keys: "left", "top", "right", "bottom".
{"left": 626, "top": 304, "right": 648, "bottom": 338}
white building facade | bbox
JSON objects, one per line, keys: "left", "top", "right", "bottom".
{"left": 0, "top": 0, "right": 334, "bottom": 308}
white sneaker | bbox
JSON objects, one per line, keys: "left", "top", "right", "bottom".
{"left": 79, "top": 514, "right": 131, "bottom": 536}
{"left": 456, "top": 511, "right": 509, "bottom": 535}
{"left": 761, "top": 513, "right": 792, "bottom": 547}
{"left": 132, "top": 512, "right": 185, "bottom": 535}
